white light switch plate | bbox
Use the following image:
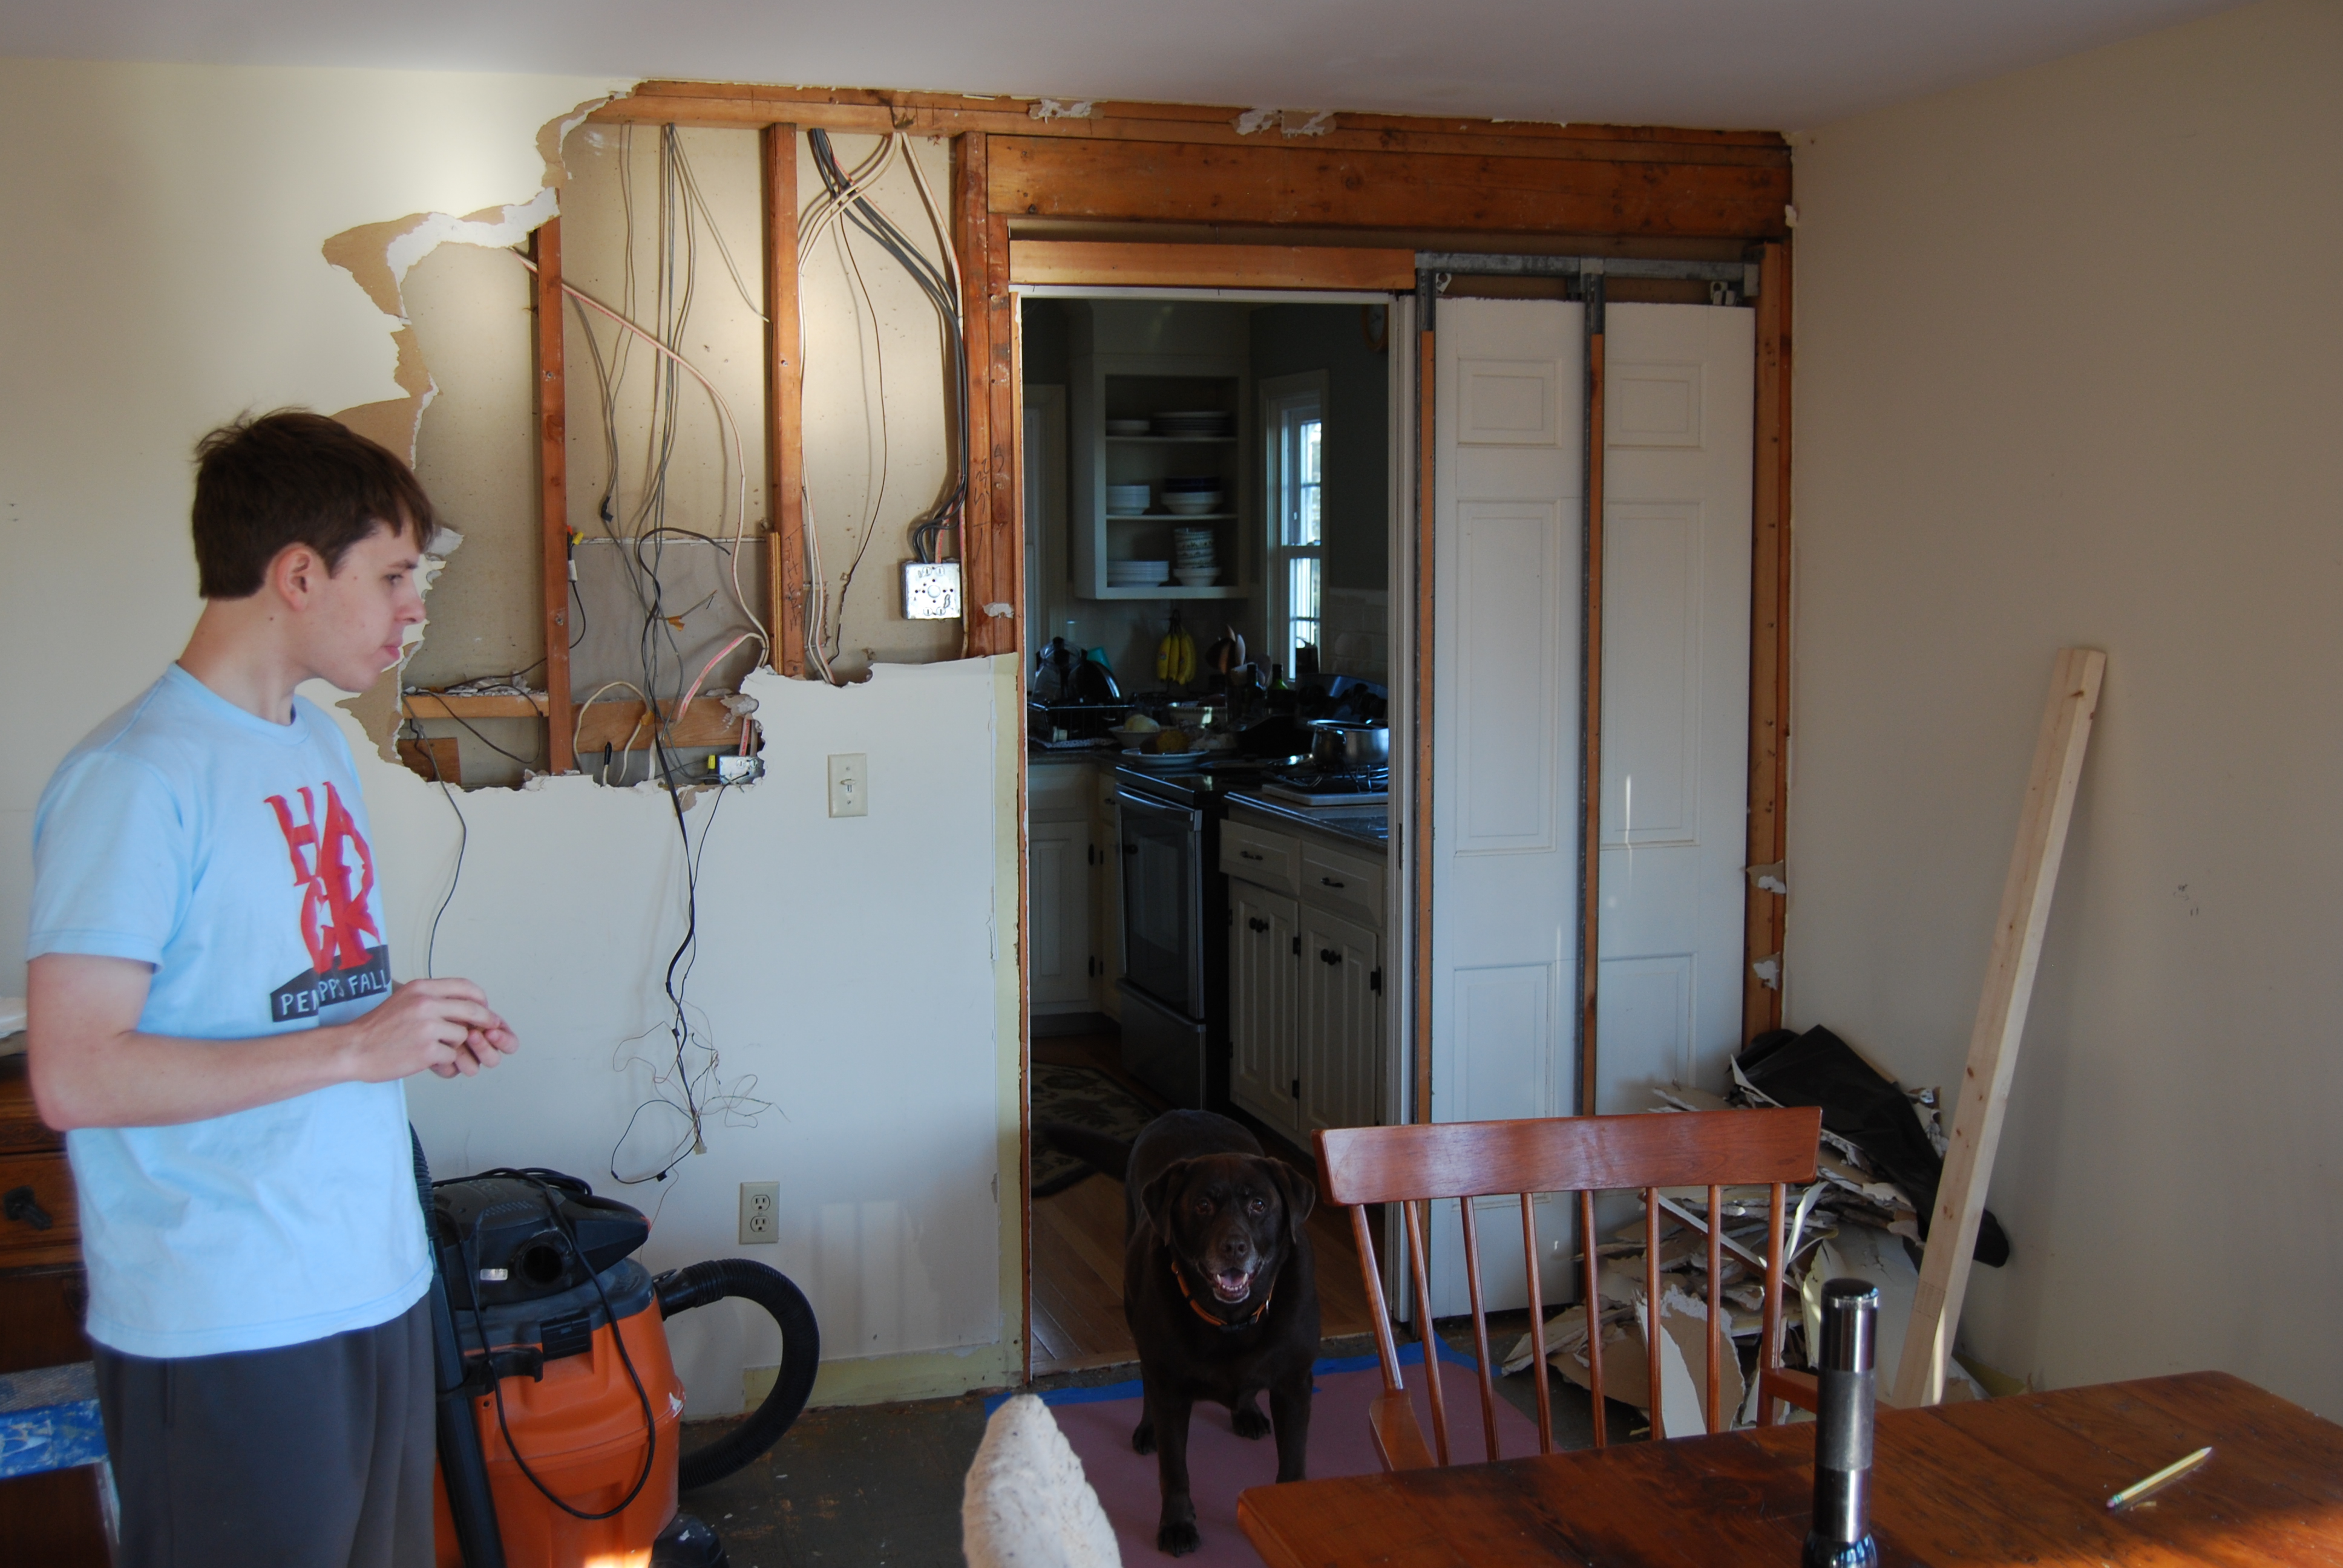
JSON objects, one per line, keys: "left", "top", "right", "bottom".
{"left": 827, "top": 753, "right": 868, "bottom": 817}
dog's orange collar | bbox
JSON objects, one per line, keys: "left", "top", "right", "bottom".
{"left": 1173, "top": 1261, "right": 1274, "bottom": 1330}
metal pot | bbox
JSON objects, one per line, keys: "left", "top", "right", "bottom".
{"left": 1308, "top": 720, "right": 1390, "bottom": 770}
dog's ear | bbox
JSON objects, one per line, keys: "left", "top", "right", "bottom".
{"left": 1268, "top": 1160, "right": 1317, "bottom": 1243}
{"left": 1139, "top": 1158, "right": 1198, "bottom": 1245}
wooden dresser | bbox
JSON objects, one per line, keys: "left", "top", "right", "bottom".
{"left": 1, "top": 1048, "right": 111, "bottom": 1564}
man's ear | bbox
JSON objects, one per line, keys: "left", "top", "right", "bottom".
{"left": 1139, "top": 1159, "right": 1196, "bottom": 1245}
{"left": 1271, "top": 1161, "right": 1317, "bottom": 1243}
{"left": 269, "top": 542, "right": 326, "bottom": 609}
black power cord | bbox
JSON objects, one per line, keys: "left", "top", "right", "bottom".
{"left": 444, "top": 1169, "right": 659, "bottom": 1523}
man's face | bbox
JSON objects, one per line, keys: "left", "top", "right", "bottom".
{"left": 301, "top": 522, "right": 426, "bottom": 693}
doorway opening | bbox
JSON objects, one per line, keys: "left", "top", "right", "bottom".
{"left": 1018, "top": 292, "right": 1403, "bottom": 1374}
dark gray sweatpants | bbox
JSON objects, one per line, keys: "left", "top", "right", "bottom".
{"left": 94, "top": 1297, "right": 435, "bottom": 1568}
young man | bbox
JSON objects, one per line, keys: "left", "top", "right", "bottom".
{"left": 25, "top": 410, "right": 519, "bottom": 1567}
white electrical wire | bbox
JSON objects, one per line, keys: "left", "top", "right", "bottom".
{"left": 511, "top": 251, "right": 772, "bottom": 664}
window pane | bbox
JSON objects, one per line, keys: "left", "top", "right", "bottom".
{"left": 1298, "top": 479, "right": 1321, "bottom": 546}
{"left": 1302, "top": 419, "right": 1322, "bottom": 485}
{"left": 1288, "top": 555, "right": 1320, "bottom": 668}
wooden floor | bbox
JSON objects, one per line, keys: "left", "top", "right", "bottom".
{"left": 1029, "top": 1031, "right": 1378, "bottom": 1374}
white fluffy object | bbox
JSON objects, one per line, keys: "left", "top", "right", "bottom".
{"left": 962, "top": 1394, "right": 1121, "bottom": 1568}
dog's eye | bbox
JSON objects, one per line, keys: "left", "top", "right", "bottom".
{"left": 1194, "top": 1198, "right": 1214, "bottom": 1215}
{"left": 1248, "top": 1197, "right": 1267, "bottom": 1214}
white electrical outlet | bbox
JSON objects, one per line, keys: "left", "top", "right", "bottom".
{"left": 827, "top": 753, "right": 868, "bottom": 818}
{"left": 902, "top": 560, "right": 962, "bottom": 620}
{"left": 739, "top": 1181, "right": 779, "bottom": 1245}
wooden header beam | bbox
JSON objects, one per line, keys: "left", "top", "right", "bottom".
{"left": 1009, "top": 240, "right": 1415, "bottom": 291}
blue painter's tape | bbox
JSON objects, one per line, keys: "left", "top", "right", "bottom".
{"left": 986, "top": 1338, "right": 1481, "bottom": 1417}
{"left": 0, "top": 1363, "right": 107, "bottom": 1478}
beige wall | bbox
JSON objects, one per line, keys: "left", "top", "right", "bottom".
{"left": 0, "top": 57, "right": 1026, "bottom": 1409}
{"left": 1788, "top": 0, "right": 2343, "bottom": 1414}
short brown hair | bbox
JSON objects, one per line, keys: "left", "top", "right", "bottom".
{"left": 191, "top": 411, "right": 435, "bottom": 598}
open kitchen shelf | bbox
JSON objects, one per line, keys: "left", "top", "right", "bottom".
{"left": 1070, "top": 308, "right": 1253, "bottom": 603}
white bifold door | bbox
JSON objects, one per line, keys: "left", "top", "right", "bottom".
{"left": 1427, "top": 301, "right": 1585, "bottom": 1315}
{"left": 1425, "top": 299, "right": 1752, "bottom": 1316}
{"left": 1596, "top": 304, "right": 1754, "bottom": 1111}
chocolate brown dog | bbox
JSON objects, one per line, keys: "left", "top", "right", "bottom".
{"left": 1040, "top": 1110, "right": 1320, "bottom": 1556}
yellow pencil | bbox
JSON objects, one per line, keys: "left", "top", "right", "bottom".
{"left": 2108, "top": 1446, "right": 2212, "bottom": 1509}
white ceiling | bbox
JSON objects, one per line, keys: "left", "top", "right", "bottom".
{"left": 0, "top": 0, "right": 2246, "bottom": 130}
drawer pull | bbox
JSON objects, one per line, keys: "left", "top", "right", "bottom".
{"left": 4, "top": 1186, "right": 54, "bottom": 1231}
{"left": 1319, "top": 948, "right": 1342, "bottom": 965}
{"left": 1239, "top": 850, "right": 1265, "bottom": 861}
{"left": 1320, "top": 876, "right": 1345, "bottom": 888}
{"left": 1248, "top": 917, "right": 1271, "bottom": 933}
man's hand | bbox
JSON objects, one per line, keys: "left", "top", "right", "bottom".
{"left": 342, "top": 979, "right": 519, "bottom": 1082}
{"left": 27, "top": 954, "right": 521, "bottom": 1131}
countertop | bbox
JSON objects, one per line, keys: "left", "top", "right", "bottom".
{"left": 1228, "top": 794, "right": 1388, "bottom": 850}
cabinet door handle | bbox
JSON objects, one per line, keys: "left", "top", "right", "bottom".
{"left": 1239, "top": 849, "right": 1265, "bottom": 861}
{"left": 3, "top": 1186, "right": 54, "bottom": 1231}
{"left": 1319, "top": 948, "right": 1342, "bottom": 965}
{"left": 1247, "top": 917, "right": 1270, "bottom": 933}
{"left": 1320, "top": 876, "right": 1345, "bottom": 889}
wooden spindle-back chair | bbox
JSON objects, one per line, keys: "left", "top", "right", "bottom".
{"left": 1313, "top": 1108, "right": 1822, "bottom": 1470}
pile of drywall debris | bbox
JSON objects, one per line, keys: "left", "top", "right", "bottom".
{"left": 1504, "top": 1025, "right": 2006, "bottom": 1430}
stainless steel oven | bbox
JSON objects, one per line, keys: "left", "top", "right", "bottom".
{"left": 1116, "top": 783, "right": 1207, "bottom": 1107}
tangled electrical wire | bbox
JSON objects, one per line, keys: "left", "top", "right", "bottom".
{"left": 797, "top": 128, "right": 967, "bottom": 682}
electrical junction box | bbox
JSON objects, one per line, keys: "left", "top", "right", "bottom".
{"left": 902, "top": 560, "right": 962, "bottom": 620}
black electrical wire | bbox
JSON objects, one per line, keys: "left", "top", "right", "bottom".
{"left": 444, "top": 1171, "right": 657, "bottom": 1521}
{"left": 404, "top": 713, "right": 468, "bottom": 980}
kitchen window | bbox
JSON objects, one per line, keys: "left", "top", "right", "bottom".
{"left": 1263, "top": 372, "right": 1327, "bottom": 675}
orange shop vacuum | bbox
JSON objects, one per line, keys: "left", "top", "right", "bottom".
{"left": 411, "top": 1137, "right": 820, "bottom": 1568}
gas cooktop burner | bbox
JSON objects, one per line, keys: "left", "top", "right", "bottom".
{"left": 1259, "top": 766, "right": 1390, "bottom": 806}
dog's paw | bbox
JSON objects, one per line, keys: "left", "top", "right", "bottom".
{"left": 1157, "top": 1520, "right": 1202, "bottom": 1557}
{"left": 1132, "top": 1419, "right": 1156, "bottom": 1454}
{"left": 1232, "top": 1404, "right": 1271, "bottom": 1440}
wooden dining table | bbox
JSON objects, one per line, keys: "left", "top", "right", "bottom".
{"left": 1238, "top": 1372, "right": 2343, "bottom": 1566}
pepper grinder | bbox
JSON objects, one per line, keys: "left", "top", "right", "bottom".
{"left": 1803, "top": 1279, "right": 1881, "bottom": 1568}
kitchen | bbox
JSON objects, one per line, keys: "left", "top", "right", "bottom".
{"left": 1020, "top": 297, "right": 1397, "bottom": 1369}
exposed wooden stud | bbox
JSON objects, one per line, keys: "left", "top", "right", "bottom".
{"left": 396, "top": 737, "right": 461, "bottom": 788}
{"left": 988, "top": 136, "right": 1790, "bottom": 239}
{"left": 1892, "top": 647, "right": 2106, "bottom": 1410}
{"left": 1008, "top": 240, "right": 1417, "bottom": 291}
{"left": 975, "top": 213, "right": 1023, "bottom": 659}
{"left": 762, "top": 123, "right": 807, "bottom": 677}
{"left": 1579, "top": 305, "right": 1606, "bottom": 1119}
{"left": 532, "top": 218, "right": 575, "bottom": 775}
{"left": 1743, "top": 241, "right": 1793, "bottom": 1042}
{"left": 954, "top": 134, "right": 997, "bottom": 659}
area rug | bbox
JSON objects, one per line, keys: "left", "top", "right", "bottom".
{"left": 989, "top": 1341, "right": 1544, "bottom": 1566}
{"left": 1031, "top": 1063, "right": 1159, "bottom": 1198}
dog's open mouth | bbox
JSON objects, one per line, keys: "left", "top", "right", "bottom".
{"left": 1208, "top": 1267, "right": 1256, "bottom": 1304}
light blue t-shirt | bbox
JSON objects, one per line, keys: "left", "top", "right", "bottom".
{"left": 27, "top": 664, "right": 429, "bottom": 1359}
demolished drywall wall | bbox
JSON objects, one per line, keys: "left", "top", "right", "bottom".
{"left": 0, "top": 56, "right": 1026, "bottom": 1408}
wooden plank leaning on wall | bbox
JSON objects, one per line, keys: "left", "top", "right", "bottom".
{"left": 1742, "top": 242, "right": 1792, "bottom": 1042}
{"left": 1579, "top": 289, "right": 1607, "bottom": 1120}
{"left": 532, "top": 218, "right": 575, "bottom": 774}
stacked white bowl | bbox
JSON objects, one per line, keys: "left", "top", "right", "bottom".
{"left": 1161, "top": 475, "right": 1224, "bottom": 516}
{"left": 1173, "top": 527, "right": 1217, "bottom": 587}
{"left": 1107, "top": 558, "right": 1170, "bottom": 589}
{"left": 1106, "top": 483, "right": 1151, "bottom": 515}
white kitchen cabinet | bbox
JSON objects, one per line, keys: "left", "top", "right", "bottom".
{"left": 1225, "top": 809, "right": 1388, "bottom": 1144}
{"left": 1031, "top": 762, "right": 1113, "bottom": 1018}
{"left": 1229, "top": 881, "right": 1301, "bottom": 1138}
{"left": 1300, "top": 904, "right": 1383, "bottom": 1136}
{"left": 1028, "top": 818, "right": 1096, "bottom": 1012}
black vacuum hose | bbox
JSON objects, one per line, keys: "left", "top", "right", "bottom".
{"left": 654, "top": 1259, "right": 821, "bottom": 1492}
{"left": 411, "top": 1130, "right": 506, "bottom": 1568}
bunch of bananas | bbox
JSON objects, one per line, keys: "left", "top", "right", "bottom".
{"left": 1154, "top": 614, "right": 1199, "bottom": 687}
